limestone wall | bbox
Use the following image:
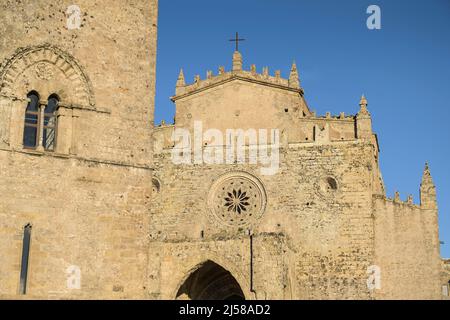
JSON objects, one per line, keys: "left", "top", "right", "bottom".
{"left": 373, "top": 196, "right": 441, "bottom": 299}
{"left": 0, "top": 0, "right": 443, "bottom": 300}
{"left": 0, "top": 151, "right": 152, "bottom": 298}
{"left": 150, "top": 141, "right": 377, "bottom": 299}
{"left": 0, "top": 0, "right": 158, "bottom": 298}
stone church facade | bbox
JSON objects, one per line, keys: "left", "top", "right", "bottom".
{"left": 0, "top": 0, "right": 447, "bottom": 300}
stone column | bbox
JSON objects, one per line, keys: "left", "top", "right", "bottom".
{"left": 36, "top": 100, "right": 46, "bottom": 151}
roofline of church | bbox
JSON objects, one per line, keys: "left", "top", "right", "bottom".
{"left": 171, "top": 51, "right": 304, "bottom": 102}
{"left": 171, "top": 73, "right": 304, "bottom": 102}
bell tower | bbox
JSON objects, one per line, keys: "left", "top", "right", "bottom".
{"left": 0, "top": 1, "right": 158, "bottom": 298}
{"left": 0, "top": 0, "right": 158, "bottom": 162}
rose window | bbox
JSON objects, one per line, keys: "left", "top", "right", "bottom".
{"left": 224, "top": 189, "right": 251, "bottom": 214}
{"left": 208, "top": 172, "right": 267, "bottom": 227}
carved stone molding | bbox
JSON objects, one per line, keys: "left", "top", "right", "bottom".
{"left": 34, "top": 62, "right": 54, "bottom": 81}
{"left": 0, "top": 43, "right": 95, "bottom": 108}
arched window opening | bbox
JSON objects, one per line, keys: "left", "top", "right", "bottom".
{"left": 23, "top": 92, "right": 40, "bottom": 148}
{"left": 22, "top": 92, "right": 59, "bottom": 151}
{"left": 43, "top": 94, "right": 58, "bottom": 151}
{"left": 19, "top": 223, "right": 32, "bottom": 295}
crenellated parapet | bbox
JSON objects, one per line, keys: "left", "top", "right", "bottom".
{"left": 374, "top": 193, "right": 420, "bottom": 209}
{"left": 372, "top": 163, "right": 438, "bottom": 210}
{"left": 172, "top": 51, "right": 304, "bottom": 100}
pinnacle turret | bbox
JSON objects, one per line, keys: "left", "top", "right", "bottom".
{"left": 289, "top": 61, "right": 300, "bottom": 88}
{"left": 356, "top": 95, "right": 372, "bottom": 139}
{"left": 232, "top": 51, "right": 243, "bottom": 71}
{"left": 421, "top": 163, "right": 435, "bottom": 189}
{"left": 358, "top": 95, "right": 370, "bottom": 117}
{"left": 420, "top": 162, "right": 437, "bottom": 209}
{"left": 176, "top": 69, "right": 185, "bottom": 87}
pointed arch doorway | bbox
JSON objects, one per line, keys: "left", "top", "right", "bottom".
{"left": 176, "top": 260, "right": 245, "bottom": 300}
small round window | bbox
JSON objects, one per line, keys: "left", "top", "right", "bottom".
{"left": 326, "top": 177, "right": 338, "bottom": 191}
{"left": 319, "top": 176, "right": 339, "bottom": 195}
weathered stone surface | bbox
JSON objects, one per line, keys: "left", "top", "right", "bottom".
{"left": 152, "top": 51, "right": 443, "bottom": 299}
{"left": 0, "top": 0, "right": 447, "bottom": 300}
{"left": 0, "top": 0, "right": 157, "bottom": 299}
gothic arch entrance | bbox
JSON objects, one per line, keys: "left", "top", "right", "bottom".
{"left": 176, "top": 260, "right": 245, "bottom": 300}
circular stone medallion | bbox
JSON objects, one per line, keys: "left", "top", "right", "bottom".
{"left": 208, "top": 172, "right": 267, "bottom": 227}
{"left": 34, "top": 62, "right": 54, "bottom": 81}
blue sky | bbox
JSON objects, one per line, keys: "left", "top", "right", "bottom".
{"left": 155, "top": 0, "right": 450, "bottom": 257}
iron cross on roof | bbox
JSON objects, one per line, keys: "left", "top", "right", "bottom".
{"left": 229, "top": 32, "right": 246, "bottom": 51}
